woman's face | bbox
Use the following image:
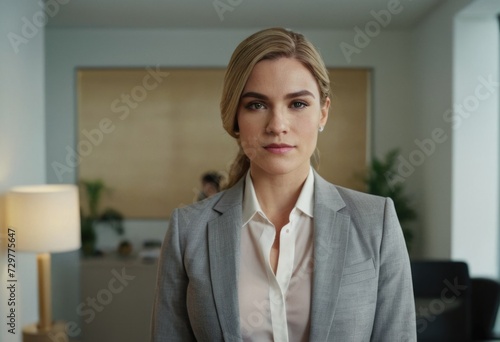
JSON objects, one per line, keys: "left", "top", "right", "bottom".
{"left": 237, "top": 57, "right": 330, "bottom": 180}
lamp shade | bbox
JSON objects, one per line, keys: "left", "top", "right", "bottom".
{"left": 6, "top": 184, "right": 81, "bottom": 253}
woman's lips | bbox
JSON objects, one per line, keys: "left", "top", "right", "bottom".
{"left": 264, "top": 143, "right": 295, "bottom": 154}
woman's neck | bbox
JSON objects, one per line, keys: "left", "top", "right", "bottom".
{"left": 249, "top": 166, "right": 310, "bottom": 227}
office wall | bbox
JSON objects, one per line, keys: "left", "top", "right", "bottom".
{"left": 45, "top": 28, "right": 416, "bottom": 184}
{"left": 0, "top": 1, "right": 46, "bottom": 341}
{"left": 452, "top": 0, "right": 500, "bottom": 278}
{"left": 410, "top": 0, "right": 472, "bottom": 259}
{"left": 44, "top": 27, "right": 418, "bottom": 205}
{"left": 411, "top": 0, "right": 500, "bottom": 279}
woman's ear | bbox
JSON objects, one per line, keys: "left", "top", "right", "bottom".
{"left": 320, "top": 97, "right": 330, "bottom": 127}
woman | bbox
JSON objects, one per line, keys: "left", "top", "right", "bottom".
{"left": 151, "top": 27, "right": 416, "bottom": 341}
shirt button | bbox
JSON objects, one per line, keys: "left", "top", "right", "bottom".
{"left": 286, "top": 229, "right": 290, "bottom": 233}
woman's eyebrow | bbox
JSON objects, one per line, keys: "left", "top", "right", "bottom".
{"left": 286, "top": 90, "right": 315, "bottom": 99}
{"left": 240, "top": 90, "right": 315, "bottom": 100}
{"left": 241, "top": 91, "right": 268, "bottom": 100}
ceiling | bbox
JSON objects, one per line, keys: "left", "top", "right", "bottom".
{"left": 46, "top": 0, "right": 447, "bottom": 30}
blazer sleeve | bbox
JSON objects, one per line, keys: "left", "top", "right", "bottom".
{"left": 150, "top": 208, "right": 196, "bottom": 342}
{"left": 371, "top": 198, "right": 417, "bottom": 341}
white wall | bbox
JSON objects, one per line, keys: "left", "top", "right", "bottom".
{"left": 452, "top": 0, "right": 500, "bottom": 278}
{"left": 410, "top": 0, "right": 500, "bottom": 280}
{"left": 410, "top": 0, "right": 472, "bottom": 259}
{"left": 0, "top": 1, "right": 46, "bottom": 341}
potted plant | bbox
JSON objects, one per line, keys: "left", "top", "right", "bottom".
{"left": 364, "top": 149, "right": 417, "bottom": 251}
{"left": 79, "top": 179, "right": 124, "bottom": 256}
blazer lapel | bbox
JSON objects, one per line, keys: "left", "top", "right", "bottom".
{"left": 310, "top": 172, "right": 351, "bottom": 341}
{"left": 208, "top": 178, "right": 244, "bottom": 342}
{"left": 207, "top": 173, "right": 350, "bottom": 340}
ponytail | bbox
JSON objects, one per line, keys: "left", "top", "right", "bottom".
{"left": 224, "top": 147, "right": 250, "bottom": 189}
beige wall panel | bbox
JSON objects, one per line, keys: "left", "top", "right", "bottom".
{"left": 317, "top": 69, "right": 370, "bottom": 192}
{"left": 78, "top": 68, "right": 369, "bottom": 219}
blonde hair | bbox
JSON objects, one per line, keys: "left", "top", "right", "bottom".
{"left": 221, "top": 27, "right": 330, "bottom": 188}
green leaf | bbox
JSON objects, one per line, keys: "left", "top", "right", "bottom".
{"left": 362, "top": 148, "right": 417, "bottom": 251}
{"left": 79, "top": 179, "right": 125, "bottom": 255}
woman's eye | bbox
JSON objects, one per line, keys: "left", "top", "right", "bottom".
{"left": 246, "top": 102, "right": 266, "bottom": 110}
{"left": 291, "top": 101, "right": 308, "bottom": 109}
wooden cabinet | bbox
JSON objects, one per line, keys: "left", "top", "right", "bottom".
{"left": 80, "top": 256, "right": 158, "bottom": 342}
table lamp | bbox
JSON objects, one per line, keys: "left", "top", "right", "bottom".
{"left": 6, "top": 184, "right": 81, "bottom": 342}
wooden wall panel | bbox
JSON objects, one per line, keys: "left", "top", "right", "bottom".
{"left": 317, "top": 69, "right": 370, "bottom": 192}
{"left": 78, "top": 68, "right": 370, "bottom": 219}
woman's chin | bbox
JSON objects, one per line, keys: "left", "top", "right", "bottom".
{"left": 250, "top": 161, "right": 310, "bottom": 179}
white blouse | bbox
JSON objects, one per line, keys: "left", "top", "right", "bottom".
{"left": 239, "top": 168, "right": 315, "bottom": 342}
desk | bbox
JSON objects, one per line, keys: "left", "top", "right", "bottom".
{"left": 80, "top": 255, "right": 158, "bottom": 342}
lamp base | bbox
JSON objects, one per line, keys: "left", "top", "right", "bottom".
{"left": 22, "top": 321, "right": 68, "bottom": 342}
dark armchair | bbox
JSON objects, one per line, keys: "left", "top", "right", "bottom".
{"left": 411, "top": 260, "right": 471, "bottom": 342}
{"left": 471, "top": 277, "right": 500, "bottom": 341}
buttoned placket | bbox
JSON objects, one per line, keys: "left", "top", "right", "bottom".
{"left": 258, "top": 208, "right": 300, "bottom": 342}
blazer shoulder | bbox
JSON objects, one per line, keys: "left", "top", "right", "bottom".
{"left": 332, "top": 184, "right": 389, "bottom": 216}
{"left": 175, "top": 191, "right": 224, "bottom": 214}
{"left": 171, "top": 178, "right": 244, "bottom": 229}
{"left": 331, "top": 184, "right": 403, "bottom": 246}
{"left": 313, "top": 170, "right": 388, "bottom": 214}
{"left": 172, "top": 191, "right": 226, "bottom": 225}
{"left": 326, "top": 184, "right": 392, "bottom": 222}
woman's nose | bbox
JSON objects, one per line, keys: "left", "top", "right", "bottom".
{"left": 265, "top": 108, "right": 289, "bottom": 135}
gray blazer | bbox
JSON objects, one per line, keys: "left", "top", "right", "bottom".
{"left": 151, "top": 171, "right": 416, "bottom": 341}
